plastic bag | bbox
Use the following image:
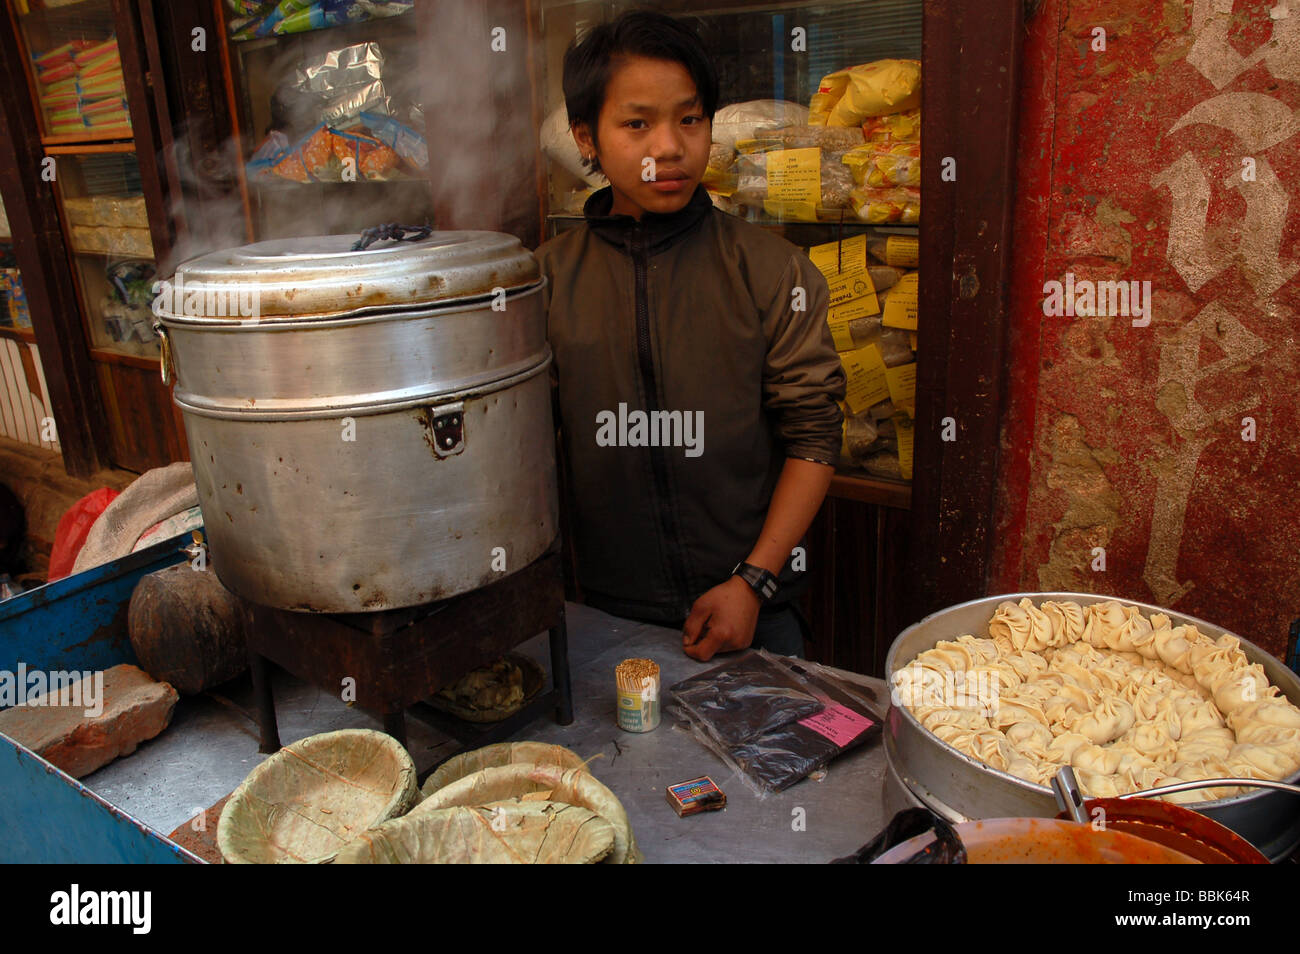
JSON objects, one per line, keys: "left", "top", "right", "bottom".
{"left": 669, "top": 650, "right": 825, "bottom": 746}
{"left": 863, "top": 108, "right": 921, "bottom": 143}
{"left": 828, "top": 60, "right": 921, "bottom": 126}
{"left": 673, "top": 651, "right": 881, "bottom": 795}
{"left": 48, "top": 488, "right": 119, "bottom": 581}
{"left": 842, "top": 143, "right": 920, "bottom": 188}
{"left": 712, "top": 99, "right": 809, "bottom": 150}
{"left": 850, "top": 185, "right": 920, "bottom": 224}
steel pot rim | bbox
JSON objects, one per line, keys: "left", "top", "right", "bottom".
{"left": 154, "top": 278, "right": 546, "bottom": 329}
{"left": 173, "top": 350, "right": 551, "bottom": 421}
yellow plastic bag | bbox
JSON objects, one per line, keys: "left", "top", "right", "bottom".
{"left": 842, "top": 143, "right": 920, "bottom": 188}
{"left": 828, "top": 60, "right": 921, "bottom": 126}
{"left": 809, "top": 70, "right": 851, "bottom": 125}
{"left": 850, "top": 186, "right": 921, "bottom": 224}
{"left": 863, "top": 108, "right": 921, "bottom": 143}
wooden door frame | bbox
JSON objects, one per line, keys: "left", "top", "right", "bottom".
{"left": 904, "top": 0, "right": 1027, "bottom": 627}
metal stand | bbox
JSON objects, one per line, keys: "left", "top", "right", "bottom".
{"left": 240, "top": 551, "right": 572, "bottom": 754}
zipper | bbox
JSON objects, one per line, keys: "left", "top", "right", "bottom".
{"left": 629, "top": 228, "right": 691, "bottom": 611}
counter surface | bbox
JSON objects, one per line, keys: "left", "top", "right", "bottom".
{"left": 85, "top": 602, "right": 891, "bottom": 863}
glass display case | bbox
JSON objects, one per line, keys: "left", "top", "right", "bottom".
{"left": 536, "top": 0, "right": 922, "bottom": 499}
{"left": 6, "top": 0, "right": 187, "bottom": 472}
{"left": 54, "top": 150, "right": 158, "bottom": 358}
{"left": 12, "top": 0, "right": 131, "bottom": 144}
{"left": 216, "top": 0, "right": 435, "bottom": 241}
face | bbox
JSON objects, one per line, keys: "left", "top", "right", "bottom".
{"left": 572, "top": 55, "right": 711, "bottom": 219}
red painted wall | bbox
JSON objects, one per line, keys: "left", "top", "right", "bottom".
{"left": 993, "top": 0, "right": 1300, "bottom": 659}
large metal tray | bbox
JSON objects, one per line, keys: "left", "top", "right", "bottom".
{"left": 884, "top": 592, "right": 1300, "bottom": 862}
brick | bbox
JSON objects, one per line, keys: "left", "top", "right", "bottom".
{"left": 0, "top": 664, "right": 178, "bottom": 778}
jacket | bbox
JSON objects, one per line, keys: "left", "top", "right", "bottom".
{"left": 535, "top": 185, "right": 846, "bottom": 624}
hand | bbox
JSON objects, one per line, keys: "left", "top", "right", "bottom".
{"left": 682, "top": 576, "right": 761, "bottom": 662}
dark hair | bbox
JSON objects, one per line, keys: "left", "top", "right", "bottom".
{"left": 562, "top": 9, "right": 719, "bottom": 173}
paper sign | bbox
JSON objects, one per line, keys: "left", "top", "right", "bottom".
{"left": 798, "top": 704, "right": 875, "bottom": 747}
{"left": 828, "top": 270, "right": 878, "bottom": 313}
{"left": 881, "top": 271, "right": 919, "bottom": 330}
{"left": 763, "top": 199, "right": 818, "bottom": 222}
{"left": 885, "top": 362, "right": 916, "bottom": 411}
{"left": 829, "top": 296, "right": 877, "bottom": 324}
{"left": 894, "top": 411, "right": 914, "bottom": 480}
{"left": 884, "top": 235, "right": 919, "bottom": 268}
{"left": 765, "top": 147, "right": 820, "bottom": 205}
{"left": 827, "top": 315, "right": 856, "bottom": 352}
{"left": 842, "top": 343, "right": 890, "bottom": 414}
{"left": 809, "top": 233, "right": 866, "bottom": 278}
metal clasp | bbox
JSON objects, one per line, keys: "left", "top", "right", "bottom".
{"left": 429, "top": 402, "right": 465, "bottom": 457}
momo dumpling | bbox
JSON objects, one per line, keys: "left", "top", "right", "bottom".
{"left": 1004, "top": 650, "right": 1049, "bottom": 680}
{"left": 989, "top": 696, "right": 1048, "bottom": 729}
{"left": 989, "top": 598, "right": 1054, "bottom": 653}
{"left": 1040, "top": 600, "right": 1085, "bottom": 645}
{"left": 1005, "top": 719, "right": 1054, "bottom": 756}
{"left": 918, "top": 639, "right": 972, "bottom": 671}
{"left": 1129, "top": 613, "right": 1165, "bottom": 660}
{"left": 918, "top": 707, "right": 989, "bottom": 732}
{"left": 1081, "top": 600, "right": 1128, "bottom": 649}
{"left": 955, "top": 634, "right": 1000, "bottom": 665}
{"left": 892, "top": 663, "right": 948, "bottom": 709}
{"left": 1075, "top": 769, "right": 1123, "bottom": 798}
{"left": 1125, "top": 722, "right": 1179, "bottom": 764}
{"left": 1074, "top": 697, "right": 1136, "bottom": 745}
{"left": 1104, "top": 604, "right": 1153, "bottom": 654}
{"left": 1174, "top": 697, "right": 1225, "bottom": 734}
{"left": 1153, "top": 625, "right": 1197, "bottom": 673}
{"left": 1210, "top": 665, "right": 1271, "bottom": 716}
{"left": 1046, "top": 732, "right": 1093, "bottom": 766}
{"left": 1228, "top": 743, "right": 1300, "bottom": 779}
{"left": 1227, "top": 698, "right": 1300, "bottom": 734}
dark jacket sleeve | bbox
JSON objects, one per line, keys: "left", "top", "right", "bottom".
{"left": 760, "top": 253, "right": 847, "bottom": 465}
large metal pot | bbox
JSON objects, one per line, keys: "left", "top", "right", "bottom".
{"left": 154, "top": 231, "right": 558, "bottom": 613}
{"left": 884, "top": 592, "right": 1300, "bottom": 861}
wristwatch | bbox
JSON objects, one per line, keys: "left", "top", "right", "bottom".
{"left": 732, "top": 561, "right": 778, "bottom": 602}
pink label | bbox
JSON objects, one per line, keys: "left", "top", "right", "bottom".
{"left": 798, "top": 704, "right": 875, "bottom": 747}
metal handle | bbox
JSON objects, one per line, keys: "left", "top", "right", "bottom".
{"left": 351, "top": 223, "right": 433, "bottom": 251}
{"left": 155, "top": 323, "right": 174, "bottom": 386}
{"left": 1119, "top": 777, "right": 1300, "bottom": 800}
{"left": 1052, "top": 766, "right": 1088, "bottom": 822}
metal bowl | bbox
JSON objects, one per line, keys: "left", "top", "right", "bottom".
{"left": 884, "top": 592, "right": 1300, "bottom": 862}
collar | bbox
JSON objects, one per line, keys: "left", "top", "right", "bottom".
{"left": 583, "top": 184, "right": 714, "bottom": 255}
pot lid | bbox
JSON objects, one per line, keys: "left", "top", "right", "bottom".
{"left": 154, "top": 230, "right": 540, "bottom": 320}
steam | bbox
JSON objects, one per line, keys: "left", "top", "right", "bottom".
{"left": 155, "top": 3, "right": 548, "bottom": 275}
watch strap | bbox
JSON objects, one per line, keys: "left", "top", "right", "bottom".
{"left": 732, "top": 561, "right": 778, "bottom": 601}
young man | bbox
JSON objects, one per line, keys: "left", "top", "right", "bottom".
{"left": 536, "top": 11, "right": 845, "bottom": 661}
